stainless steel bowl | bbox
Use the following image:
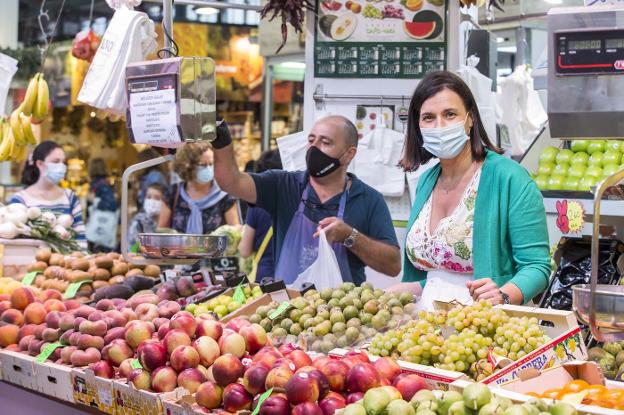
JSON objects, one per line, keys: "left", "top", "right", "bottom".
{"left": 137, "top": 233, "right": 228, "bottom": 259}
{"left": 572, "top": 284, "right": 624, "bottom": 330}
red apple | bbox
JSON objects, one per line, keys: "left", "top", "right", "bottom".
{"left": 137, "top": 339, "right": 168, "bottom": 372}
{"left": 119, "top": 359, "right": 134, "bottom": 377}
{"left": 393, "top": 373, "right": 428, "bottom": 401}
{"left": 169, "top": 312, "right": 197, "bottom": 337}
{"left": 163, "top": 329, "right": 191, "bottom": 356}
{"left": 195, "top": 381, "right": 223, "bottom": 409}
{"left": 89, "top": 360, "right": 114, "bottom": 379}
{"left": 253, "top": 346, "right": 283, "bottom": 368}
{"left": 265, "top": 365, "right": 294, "bottom": 390}
{"left": 222, "top": 383, "right": 252, "bottom": 412}
{"left": 344, "top": 350, "right": 370, "bottom": 363}
{"left": 346, "top": 392, "right": 364, "bottom": 404}
{"left": 124, "top": 320, "right": 154, "bottom": 349}
{"left": 243, "top": 363, "right": 270, "bottom": 395}
{"left": 319, "top": 395, "right": 346, "bottom": 415}
{"left": 128, "top": 368, "right": 151, "bottom": 390}
{"left": 170, "top": 345, "right": 200, "bottom": 371}
{"left": 102, "top": 339, "right": 134, "bottom": 366}
{"left": 289, "top": 349, "right": 313, "bottom": 370}
{"left": 278, "top": 342, "right": 300, "bottom": 356}
{"left": 218, "top": 331, "right": 246, "bottom": 358}
{"left": 346, "top": 363, "right": 380, "bottom": 393}
{"left": 374, "top": 357, "right": 402, "bottom": 383}
{"left": 313, "top": 356, "right": 332, "bottom": 371}
{"left": 193, "top": 336, "right": 220, "bottom": 366}
{"left": 151, "top": 366, "right": 178, "bottom": 392}
{"left": 292, "top": 402, "right": 324, "bottom": 415}
{"left": 177, "top": 368, "right": 206, "bottom": 393}
{"left": 319, "top": 359, "right": 349, "bottom": 392}
{"left": 306, "top": 369, "right": 330, "bottom": 400}
{"left": 287, "top": 371, "right": 320, "bottom": 405}
{"left": 212, "top": 353, "right": 244, "bottom": 387}
{"left": 157, "top": 322, "right": 170, "bottom": 340}
{"left": 239, "top": 323, "right": 268, "bottom": 354}
{"left": 196, "top": 319, "right": 223, "bottom": 340}
{"left": 253, "top": 395, "right": 291, "bottom": 415}
{"left": 225, "top": 317, "right": 252, "bottom": 333}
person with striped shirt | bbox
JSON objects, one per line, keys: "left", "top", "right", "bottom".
{"left": 9, "top": 141, "right": 87, "bottom": 249}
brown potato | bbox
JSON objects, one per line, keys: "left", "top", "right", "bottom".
{"left": 67, "top": 270, "right": 91, "bottom": 283}
{"left": 125, "top": 269, "right": 143, "bottom": 278}
{"left": 110, "top": 261, "right": 129, "bottom": 276}
{"left": 94, "top": 256, "right": 114, "bottom": 269}
{"left": 71, "top": 258, "right": 90, "bottom": 272}
{"left": 27, "top": 261, "right": 48, "bottom": 273}
{"left": 108, "top": 275, "right": 125, "bottom": 285}
{"left": 143, "top": 264, "right": 161, "bottom": 278}
{"left": 35, "top": 248, "right": 52, "bottom": 263}
{"left": 49, "top": 253, "right": 65, "bottom": 267}
{"left": 93, "top": 268, "right": 111, "bottom": 281}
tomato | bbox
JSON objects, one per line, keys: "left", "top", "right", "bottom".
{"left": 563, "top": 379, "right": 589, "bottom": 393}
{"left": 542, "top": 389, "right": 562, "bottom": 399}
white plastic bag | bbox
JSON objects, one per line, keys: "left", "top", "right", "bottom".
{"left": 288, "top": 231, "right": 343, "bottom": 291}
{"left": 85, "top": 200, "right": 119, "bottom": 249}
{"left": 0, "top": 53, "right": 18, "bottom": 116}
{"left": 276, "top": 131, "right": 307, "bottom": 172}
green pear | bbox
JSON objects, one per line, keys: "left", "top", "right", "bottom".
{"left": 502, "top": 405, "right": 529, "bottom": 415}
{"left": 344, "top": 403, "right": 367, "bottom": 415}
{"left": 364, "top": 388, "right": 392, "bottom": 415}
{"left": 416, "top": 400, "right": 438, "bottom": 413}
{"left": 490, "top": 397, "right": 513, "bottom": 410}
{"left": 463, "top": 383, "right": 492, "bottom": 411}
{"left": 478, "top": 403, "right": 505, "bottom": 415}
{"left": 448, "top": 401, "right": 470, "bottom": 415}
{"left": 548, "top": 402, "right": 577, "bottom": 415}
{"left": 385, "top": 399, "right": 416, "bottom": 415}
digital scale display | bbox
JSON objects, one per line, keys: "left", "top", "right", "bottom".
{"left": 555, "top": 28, "right": 624, "bottom": 75}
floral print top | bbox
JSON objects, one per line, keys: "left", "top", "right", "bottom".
{"left": 406, "top": 168, "right": 481, "bottom": 274}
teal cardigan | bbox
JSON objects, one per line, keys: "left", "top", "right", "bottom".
{"left": 402, "top": 151, "right": 551, "bottom": 303}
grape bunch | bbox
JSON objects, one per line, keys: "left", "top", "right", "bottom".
{"left": 363, "top": 5, "right": 382, "bottom": 18}
{"left": 368, "top": 301, "right": 551, "bottom": 380}
{"left": 381, "top": 5, "right": 404, "bottom": 19}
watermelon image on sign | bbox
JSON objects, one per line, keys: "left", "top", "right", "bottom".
{"left": 404, "top": 10, "right": 443, "bottom": 40}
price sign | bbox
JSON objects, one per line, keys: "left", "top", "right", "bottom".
{"left": 269, "top": 301, "right": 291, "bottom": 320}
{"left": 250, "top": 388, "right": 273, "bottom": 415}
{"left": 63, "top": 280, "right": 92, "bottom": 299}
{"left": 37, "top": 342, "right": 62, "bottom": 362}
{"left": 22, "top": 271, "right": 39, "bottom": 286}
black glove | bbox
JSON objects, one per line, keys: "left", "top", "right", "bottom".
{"left": 212, "top": 120, "right": 233, "bottom": 149}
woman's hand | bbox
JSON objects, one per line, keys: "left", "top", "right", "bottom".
{"left": 466, "top": 278, "right": 503, "bottom": 305}
{"left": 387, "top": 282, "right": 423, "bottom": 297}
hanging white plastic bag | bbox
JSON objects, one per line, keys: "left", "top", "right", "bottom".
{"left": 276, "top": 131, "right": 307, "bottom": 172}
{"left": 0, "top": 53, "right": 18, "bottom": 116}
{"left": 288, "top": 231, "right": 343, "bottom": 291}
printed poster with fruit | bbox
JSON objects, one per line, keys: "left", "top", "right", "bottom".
{"left": 315, "top": 0, "right": 447, "bottom": 78}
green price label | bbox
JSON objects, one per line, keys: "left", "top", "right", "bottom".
{"left": 22, "top": 271, "right": 39, "bottom": 286}
{"left": 251, "top": 388, "right": 273, "bottom": 415}
{"left": 269, "top": 301, "right": 291, "bottom": 320}
{"left": 36, "top": 342, "right": 62, "bottom": 363}
{"left": 63, "top": 280, "right": 92, "bottom": 299}
{"left": 130, "top": 359, "right": 142, "bottom": 370}
{"left": 232, "top": 283, "right": 246, "bottom": 304}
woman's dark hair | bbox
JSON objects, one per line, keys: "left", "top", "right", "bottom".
{"left": 21, "top": 141, "right": 61, "bottom": 186}
{"left": 89, "top": 158, "right": 108, "bottom": 179}
{"left": 255, "top": 150, "right": 282, "bottom": 173}
{"left": 146, "top": 183, "right": 166, "bottom": 197}
{"left": 400, "top": 71, "right": 502, "bottom": 172}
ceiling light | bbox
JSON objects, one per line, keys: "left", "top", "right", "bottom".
{"left": 281, "top": 62, "right": 306, "bottom": 69}
{"left": 195, "top": 7, "right": 219, "bottom": 15}
{"left": 543, "top": 0, "right": 563, "bottom": 4}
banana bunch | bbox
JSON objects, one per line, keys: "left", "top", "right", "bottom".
{"left": 0, "top": 119, "right": 15, "bottom": 162}
{"left": 20, "top": 72, "right": 49, "bottom": 124}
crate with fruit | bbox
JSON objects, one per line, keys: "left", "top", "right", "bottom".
{"left": 586, "top": 342, "right": 624, "bottom": 382}
{"left": 185, "top": 284, "right": 264, "bottom": 319}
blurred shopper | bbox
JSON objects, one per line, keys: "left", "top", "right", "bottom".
{"left": 136, "top": 147, "right": 171, "bottom": 227}
{"left": 127, "top": 183, "right": 166, "bottom": 251}
{"left": 86, "top": 158, "right": 117, "bottom": 252}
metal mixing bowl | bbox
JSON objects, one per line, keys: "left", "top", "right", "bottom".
{"left": 137, "top": 233, "right": 228, "bottom": 259}
{"left": 572, "top": 284, "right": 624, "bottom": 329}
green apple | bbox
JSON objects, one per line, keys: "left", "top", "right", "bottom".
{"left": 606, "top": 140, "right": 621, "bottom": 152}
{"left": 538, "top": 162, "right": 555, "bottom": 176}
{"left": 539, "top": 146, "right": 559, "bottom": 164}
{"left": 563, "top": 177, "right": 579, "bottom": 191}
{"left": 568, "top": 164, "right": 587, "bottom": 178}
{"left": 603, "top": 149, "right": 622, "bottom": 165}
{"left": 555, "top": 149, "right": 573, "bottom": 165}
{"left": 586, "top": 165, "right": 603, "bottom": 177}
{"left": 603, "top": 163, "right": 619, "bottom": 176}
{"left": 587, "top": 140, "right": 606, "bottom": 154}
{"left": 534, "top": 175, "right": 548, "bottom": 190}
{"left": 553, "top": 163, "right": 569, "bottom": 176}
{"left": 571, "top": 151, "right": 589, "bottom": 165}
{"left": 579, "top": 175, "right": 598, "bottom": 191}
{"left": 547, "top": 175, "right": 566, "bottom": 190}
{"left": 570, "top": 140, "right": 588, "bottom": 152}
{"left": 588, "top": 151, "right": 604, "bottom": 166}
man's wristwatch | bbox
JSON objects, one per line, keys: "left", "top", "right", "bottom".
{"left": 343, "top": 228, "right": 359, "bottom": 249}
{"left": 500, "top": 290, "right": 511, "bottom": 305}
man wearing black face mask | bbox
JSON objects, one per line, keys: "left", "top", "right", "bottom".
{"left": 213, "top": 116, "right": 401, "bottom": 285}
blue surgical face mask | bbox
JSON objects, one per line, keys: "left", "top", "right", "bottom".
{"left": 196, "top": 165, "right": 214, "bottom": 184}
{"left": 45, "top": 162, "right": 67, "bottom": 184}
{"left": 420, "top": 118, "right": 470, "bottom": 160}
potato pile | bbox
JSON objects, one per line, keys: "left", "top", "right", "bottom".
{"left": 22, "top": 249, "right": 161, "bottom": 302}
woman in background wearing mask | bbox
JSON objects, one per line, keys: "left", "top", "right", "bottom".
{"left": 167, "top": 142, "right": 239, "bottom": 234}
{"left": 127, "top": 183, "right": 166, "bottom": 251}
{"left": 389, "top": 71, "right": 550, "bottom": 310}
{"left": 10, "top": 141, "right": 86, "bottom": 247}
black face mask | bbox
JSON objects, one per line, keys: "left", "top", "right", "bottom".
{"left": 306, "top": 146, "right": 342, "bottom": 178}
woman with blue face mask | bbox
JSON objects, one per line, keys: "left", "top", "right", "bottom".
{"left": 9, "top": 141, "right": 86, "bottom": 248}
{"left": 167, "top": 142, "right": 240, "bottom": 234}
{"left": 388, "top": 71, "right": 550, "bottom": 310}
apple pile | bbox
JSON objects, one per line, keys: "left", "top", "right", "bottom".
{"left": 534, "top": 141, "right": 624, "bottom": 191}
{"left": 191, "top": 343, "right": 429, "bottom": 415}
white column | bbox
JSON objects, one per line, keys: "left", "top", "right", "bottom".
{"left": 0, "top": 0, "right": 18, "bottom": 48}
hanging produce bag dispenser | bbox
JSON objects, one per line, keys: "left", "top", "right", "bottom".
{"left": 125, "top": 57, "right": 216, "bottom": 148}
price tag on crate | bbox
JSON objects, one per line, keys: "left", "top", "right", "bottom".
{"left": 269, "top": 301, "right": 291, "bottom": 320}
{"left": 63, "top": 280, "right": 92, "bottom": 299}
{"left": 22, "top": 271, "right": 40, "bottom": 286}
{"left": 37, "top": 342, "right": 62, "bottom": 362}
{"left": 251, "top": 388, "right": 273, "bottom": 415}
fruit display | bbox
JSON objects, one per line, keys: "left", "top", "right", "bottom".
{"left": 368, "top": 301, "right": 550, "bottom": 380}
{"left": 530, "top": 379, "right": 624, "bottom": 410}
{"left": 210, "top": 225, "right": 243, "bottom": 257}
{"left": 345, "top": 381, "right": 580, "bottom": 415}
{"left": 586, "top": 342, "right": 624, "bottom": 381}
{"left": 185, "top": 284, "right": 264, "bottom": 319}
{"left": 246, "top": 283, "right": 417, "bottom": 353}
{"left": 533, "top": 142, "right": 624, "bottom": 191}
{"left": 0, "top": 203, "right": 81, "bottom": 253}
{"left": 0, "top": 277, "right": 25, "bottom": 296}
{"left": 20, "top": 249, "right": 160, "bottom": 301}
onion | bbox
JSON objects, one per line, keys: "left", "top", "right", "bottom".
{"left": 26, "top": 207, "right": 42, "bottom": 220}
{"left": 0, "top": 222, "right": 21, "bottom": 239}
{"left": 7, "top": 203, "right": 27, "bottom": 213}
{"left": 6, "top": 211, "right": 28, "bottom": 226}
{"left": 56, "top": 214, "right": 73, "bottom": 229}
{"left": 52, "top": 225, "right": 71, "bottom": 240}
{"left": 41, "top": 211, "right": 57, "bottom": 226}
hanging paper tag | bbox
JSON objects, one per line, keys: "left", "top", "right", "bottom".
{"left": 269, "top": 301, "right": 291, "bottom": 320}
{"left": 63, "top": 280, "right": 92, "bottom": 299}
{"left": 37, "top": 342, "right": 62, "bottom": 362}
{"left": 130, "top": 359, "right": 142, "bottom": 370}
{"left": 232, "top": 283, "right": 246, "bottom": 304}
{"left": 251, "top": 388, "right": 274, "bottom": 415}
{"left": 22, "top": 271, "right": 39, "bottom": 286}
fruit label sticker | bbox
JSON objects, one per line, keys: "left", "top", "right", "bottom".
{"left": 36, "top": 342, "right": 62, "bottom": 363}
{"left": 22, "top": 271, "right": 39, "bottom": 286}
{"left": 555, "top": 200, "right": 584, "bottom": 234}
{"left": 63, "top": 280, "right": 93, "bottom": 299}
{"left": 251, "top": 388, "right": 274, "bottom": 415}
{"left": 314, "top": 0, "right": 447, "bottom": 78}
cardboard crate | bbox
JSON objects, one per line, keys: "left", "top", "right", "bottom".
{"left": 0, "top": 350, "right": 37, "bottom": 389}
{"left": 162, "top": 395, "right": 205, "bottom": 415}
{"left": 220, "top": 288, "right": 301, "bottom": 323}
{"left": 33, "top": 360, "right": 75, "bottom": 403}
{"left": 113, "top": 379, "right": 187, "bottom": 415}
{"left": 328, "top": 348, "right": 470, "bottom": 390}
{"left": 71, "top": 368, "right": 116, "bottom": 414}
